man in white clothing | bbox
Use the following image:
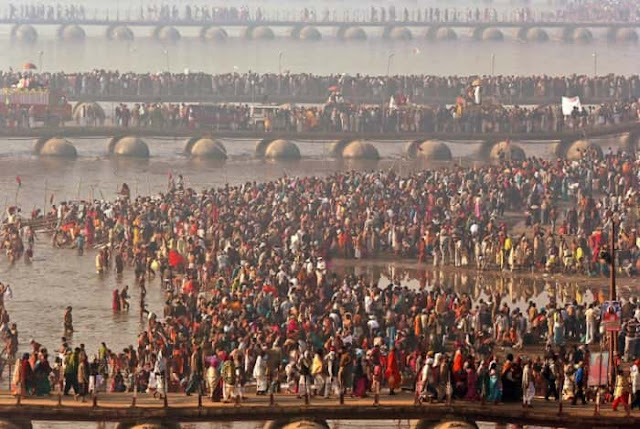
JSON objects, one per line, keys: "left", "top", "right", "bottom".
{"left": 522, "top": 360, "right": 535, "bottom": 408}
{"left": 631, "top": 359, "right": 640, "bottom": 410}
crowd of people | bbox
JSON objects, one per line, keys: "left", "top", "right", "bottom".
{"left": 7, "top": 2, "right": 86, "bottom": 21}
{"left": 559, "top": 0, "right": 640, "bottom": 23}
{"left": 6, "top": 71, "right": 640, "bottom": 104}
{"left": 6, "top": 2, "right": 640, "bottom": 24}
{"left": 6, "top": 72, "right": 640, "bottom": 133}
{"left": 95, "top": 98, "right": 640, "bottom": 136}
{"left": 4, "top": 0, "right": 640, "bottom": 419}
{"left": 35, "top": 150, "right": 639, "bottom": 281}
{"left": 3, "top": 149, "right": 640, "bottom": 411}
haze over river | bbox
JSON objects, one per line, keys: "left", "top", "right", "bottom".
{"left": 1, "top": 0, "right": 638, "bottom": 76}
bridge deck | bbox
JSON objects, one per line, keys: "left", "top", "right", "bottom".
{"left": 0, "top": 391, "right": 636, "bottom": 427}
{"left": 0, "top": 18, "right": 640, "bottom": 28}
{"left": 67, "top": 95, "right": 631, "bottom": 106}
{"left": 2, "top": 20, "right": 640, "bottom": 28}
{"left": 1, "top": 122, "right": 638, "bottom": 142}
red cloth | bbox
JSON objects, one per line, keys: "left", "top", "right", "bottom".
{"left": 385, "top": 350, "right": 401, "bottom": 389}
{"left": 169, "top": 250, "right": 185, "bottom": 268}
{"left": 453, "top": 350, "right": 464, "bottom": 373}
{"left": 262, "top": 284, "right": 277, "bottom": 295}
{"left": 112, "top": 290, "right": 121, "bottom": 312}
{"left": 182, "top": 280, "right": 194, "bottom": 295}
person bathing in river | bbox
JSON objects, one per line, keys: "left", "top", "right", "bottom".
{"left": 63, "top": 306, "right": 73, "bottom": 334}
{"left": 120, "top": 285, "right": 130, "bottom": 311}
{"left": 112, "top": 289, "right": 121, "bottom": 312}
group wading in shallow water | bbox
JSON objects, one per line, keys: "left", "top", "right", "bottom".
{"left": 0, "top": 147, "right": 639, "bottom": 411}
{"left": 12, "top": 149, "right": 640, "bottom": 276}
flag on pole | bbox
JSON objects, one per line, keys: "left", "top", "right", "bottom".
{"left": 562, "top": 96, "right": 582, "bottom": 116}
{"left": 50, "top": 193, "right": 55, "bottom": 204}
{"left": 16, "top": 176, "right": 21, "bottom": 187}
{"left": 389, "top": 95, "right": 397, "bottom": 110}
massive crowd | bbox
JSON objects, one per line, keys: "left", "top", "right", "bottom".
{"left": 559, "top": 0, "right": 640, "bottom": 23}
{"left": 35, "top": 151, "right": 640, "bottom": 281}
{"left": 1, "top": 143, "right": 640, "bottom": 412}
{"left": 5, "top": 71, "right": 640, "bottom": 104}
{"left": 2, "top": 149, "right": 640, "bottom": 409}
{"left": 6, "top": 2, "right": 640, "bottom": 23}
{"left": 95, "top": 99, "right": 639, "bottom": 135}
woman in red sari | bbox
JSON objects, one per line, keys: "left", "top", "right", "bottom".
{"left": 452, "top": 349, "right": 464, "bottom": 374}
{"left": 385, "top": 347, "right": 401, "bottom": 395}
{"left": 112, "top": 289, "right": 121, "bottom": 312}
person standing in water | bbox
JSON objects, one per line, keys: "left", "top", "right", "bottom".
{"left": 139, "top": 280, "right": 149, "bottom": 318}
{"left": 120, "top": 285, "right": 130, "bottom": 311}
{"left": 112, "top": 289, "right": 121, "bottom": 312}
{"left": 63, "top": 306, "right": 73, "bottom": 334}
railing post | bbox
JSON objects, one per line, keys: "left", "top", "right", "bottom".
{"left": 234, "top": 391, "right": 241, "bottom": 407}
{"left": 269, "top": 392, "right": 275, "bottom": 406}
{"left": 339, "top": 390, "right": 344, "bottom": 405}
{"left": 557, "top": 372, "right": 563, "bottom": 415}
{"left": 304, "top": 391, "right": 310, "bottom": 406}
{"left": 131, "top": 371, "right": 137, "bottom": 407}
{"left": 58, "top": 391, "right": 63, "bottom": 407}
{"left": 92, "top": 393, "right": 98, "bottom": 408}
{"left": 558, "top": 394, "right": 563, "bottom": 415}
{"left": 446, "top": 377, "right": 453, "bottom": 406}
{"left": 15, "top": 394, "right": 21, "bottom": 406}
{"left": 198, "top": 392, "right": 202, "bottom": 409}
{"left": 162, "top": 370, "right": 168, "bottom": 408}
{"left": 594, "top": 388, "right": 600, "bottom": 416}
{"left": 374, "top": 390, "right": 380, "bottom": 407}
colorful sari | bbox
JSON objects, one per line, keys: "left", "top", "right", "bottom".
{"left": 488, "top": 369, "right": 501, "bottom": 402}
{"left": 385, "top": 350, "right": 401, "bottom": 391}
{"left": 352, "top": 359, "right": 368, "bottom": 397}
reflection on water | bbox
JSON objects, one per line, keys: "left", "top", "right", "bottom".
{"left": 332, "top": 259, "right": 627, "bottom": 310}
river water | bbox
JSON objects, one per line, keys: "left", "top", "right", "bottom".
{"left": 2, "top": 26, "right": 638, "bottom": 77}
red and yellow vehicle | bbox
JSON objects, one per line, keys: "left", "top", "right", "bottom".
{"left": 0, "top": 87, "right": 72, "bottom": 125}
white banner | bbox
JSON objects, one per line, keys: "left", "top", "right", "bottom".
{"left": 562, "top": 96, "right": 582, "bottom": 116}
{"left": 389, "top": 95, "right": 397, "bottom": 110}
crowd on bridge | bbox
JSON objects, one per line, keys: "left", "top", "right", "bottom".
{"left": 6, "top": 71, "right": 640, "bottom": 104}
{"left": 3, "top": 149, "right": 640, "bottom": 410}
{"left": 94, "top": 98, "right": 640, "bottom": 136}
{"left": 7, "top": 2, "right": 86, "bottom": 21}
{"left": 560, "top": 0, "right": 640, "bottom": 23}
{"left": 5, "top": 2, "right": 640, "bottom": 24}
